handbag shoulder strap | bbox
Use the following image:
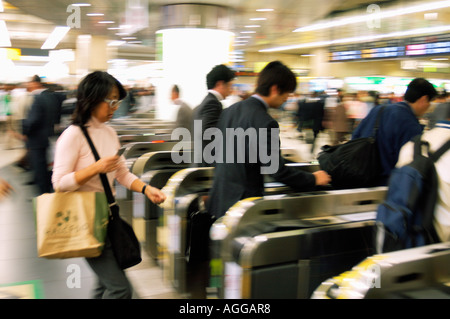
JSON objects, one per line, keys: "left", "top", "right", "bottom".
{"left": 80, "top": 125, "right": 116, "bottom": 207}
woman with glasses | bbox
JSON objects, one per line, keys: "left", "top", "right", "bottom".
{"left": 52, "top": 71, "right": 166, "bottom": 299}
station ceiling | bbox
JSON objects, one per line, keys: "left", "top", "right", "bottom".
{"left": 1, "top": 0, "right": 450, "bottom": 57}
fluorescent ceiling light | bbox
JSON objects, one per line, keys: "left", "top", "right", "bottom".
{"left": 250, "top": 18, "right": 267, "bottom": 21}
{"left": 41, "top": 26, "right": 70, "bottom": 49}
{"left": 86, "top": 13, "right": 104, "bottom": 17}
{"left": 0, "top": 21, "right": 11, "bottom": 47}
{"left": 108, "top": 40, "right": 126, "bottom": 46}
{"left": 245, "top": 25, "right": 261, "bottom": 28}
{"left": 260, "top": 25, "right": 450, "bottom": 52}
{"left": 294, "top": 0, "right": 450, "bottom": 32}
{"left": 19, "top": 55, "right": 50, "bottom": 62}
{"left": 72, "top": 3, "right": 91, "bottom": 6}
{"left": 240, "top": 31, "right": 256, "bottom": 34}
{"left": 256, "top": 9, "right": 274, "bottom": 12}
{"left": 98, "top": 21, "right": 115, "bottom": 24}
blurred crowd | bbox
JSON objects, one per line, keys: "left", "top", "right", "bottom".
{"left": 0, "top": 77, "right": 158, "bottom": 149}
{"left": 280, "top": 87, "right": 449, "bottom": 151}
{"left": 0, "top": 76, "right": 158, "bottom": 197}
{"left": 1, "top": 74, "right": 448, "bottom": 197}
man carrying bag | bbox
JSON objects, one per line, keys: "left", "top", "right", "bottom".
{"left": 319, "top": 78, "right": 437, "bottom": 189}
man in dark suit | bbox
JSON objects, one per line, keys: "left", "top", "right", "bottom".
{"left": 207, "top": 61, "right": 331, "bottom": 219}
{"left": 192, "top": 64, "right": 236, "bottom": 167}
{"left": 22, "top": 75, "right": 60, "bottom": 195}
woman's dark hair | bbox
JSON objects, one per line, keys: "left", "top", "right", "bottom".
{"left": 404, "top": 78, "right": 438, "bottom": 103}
{"left": 72, "top": 71, "right": 127, "bottom": 126}
{"left": 255, "top": 61, "right": 297, "bottom": 96}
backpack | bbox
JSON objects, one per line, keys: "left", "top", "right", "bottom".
{"left": 375, "top": 135, "right": 450, "bottom": 254}
{"left": 318, "top": 106, "right": 385, "bottom": 189}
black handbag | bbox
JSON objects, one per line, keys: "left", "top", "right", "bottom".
{"left": 81, "top": 126, "right": 142, "bottom": 269}
{"left": 318, "top": 106, "right": 386, "bottom": 189}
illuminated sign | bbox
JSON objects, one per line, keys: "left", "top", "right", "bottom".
{"left": 329, "top": 34, "right": 450, "bottom": 62}
{"left": 406, "top": 41, "right": 450, "bottom": 56}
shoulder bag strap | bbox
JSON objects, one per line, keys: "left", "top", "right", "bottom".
{"left": 80, "top": 125, "right": 117, "bottom": 208}
{"left": 431, "top": 138, "right": 450, "bottom": 162}
{"left": 371, "top": 105, "right": 386, "bottom": 138}
{"left": 412, "top": 134, "right": 429, "bottom": 159}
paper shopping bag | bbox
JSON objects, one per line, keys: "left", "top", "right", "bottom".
{"left": 34, "top": 192, "right": 109, "bottom": 259}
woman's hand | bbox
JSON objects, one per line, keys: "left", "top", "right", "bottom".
{"left": 95, "top": 155, "right": 120, "bottom": 174}
{"left": 144, "top": 185, "right": 166, "bottom": 205}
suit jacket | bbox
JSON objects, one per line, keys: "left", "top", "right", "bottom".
{"left": 192, "top": 92, "right": 223, "bottom": 167}
{"left": 175, "top": 99, "right": 193, "bottom": 133}
{"left": 207, "top": 96, "right": 316, "bottom": 219}
{"left": 22, "top": 90, "right": 60, "bottom": 149}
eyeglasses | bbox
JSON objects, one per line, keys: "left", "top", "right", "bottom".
{"left": 104, "top": 98, "right": 122, "bottom": 109}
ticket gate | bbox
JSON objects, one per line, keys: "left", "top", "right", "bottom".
{"left": 131, "top": 151, "right": 192, "bottom": 261}
{"left": 130, "top": 112, "right": 156, "bottom": 119}
{"left": 122, "top": 141, "right": 182, "bottom": 170}
{"left": 160, "top": 164, "right": 334, "bottom": 298}
{"left": 312, "top": 242, "right": 450, "bottom": 299}
{"left": 115, "top": 142, "right": 183, "bottom": 223}
{"left": 119, "top": 133, "right": 173, "bottom": 145}
{"left": 210, "top": 187, "right": 387, "bottom": 299}
{"left": 161, "top": 167, "right": 215, "bottom": 295}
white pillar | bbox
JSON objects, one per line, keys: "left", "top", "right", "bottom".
{"left": 155, "top": 3, "right": 234, "bottom": 120}
{"left": 156, "top": 28, "right": 233, "bottom": 120}
{"left": 74, "top": 35, "right": 109, "bottom": 78}
{"left": 310, "top": 48, "right": 330, "bottom": 78}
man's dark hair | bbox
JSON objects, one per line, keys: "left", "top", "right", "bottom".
{"left": 72, "top": 71, "right": 127, "bottom": 126}
{"left": 206, "top": 64, "right": 235, "bottom": 90}
{"left": 172, "top": 84, "right": 180, "bottom": 94}
{"left": 404, "top": 78, "right": 438, "bottom": 103}
{"left": 31, "top": 75, "right": 41, "bottom": 83}
{"left": 255, "top": 61, "right": 297, "bottom": 96}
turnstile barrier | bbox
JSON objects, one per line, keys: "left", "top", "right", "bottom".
{"left": 312, "top": 242, "right": 450, "bottom": 299}
{"left": 210, "top": 187, "right": 387, "bottom": 299}
{"left": 115, "top": 143, "right": 184, "bottom": 223}
{"left": 160, "top": 164, "right": 379, "bottom": 298}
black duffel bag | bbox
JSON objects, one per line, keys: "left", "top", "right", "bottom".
{"left": 318, "top": 106, "right": 385, "bottom": 189}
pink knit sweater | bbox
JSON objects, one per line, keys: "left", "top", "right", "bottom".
{"left": 52, "top": 117, "right": 137, "bottom": 195}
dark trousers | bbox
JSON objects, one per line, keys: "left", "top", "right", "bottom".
{"left": 29, "top": 147, "right": 52, "bottom": 195}
{"left": 86, "top": 236, "right": 133, "bottom": 299}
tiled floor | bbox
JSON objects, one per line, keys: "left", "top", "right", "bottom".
{"left": 0, "top": 143, "right": 181, "bottom": 299}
